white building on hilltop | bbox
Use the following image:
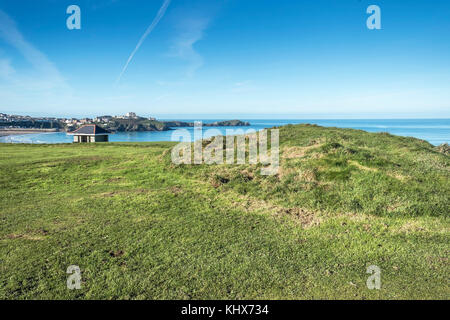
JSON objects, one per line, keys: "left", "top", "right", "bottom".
{"left": 125, "top": 112, "right": 137, "bottom": 119}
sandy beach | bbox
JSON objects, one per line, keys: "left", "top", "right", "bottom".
{"left": 0, "top": 128, "right": 60, "bottom": 137}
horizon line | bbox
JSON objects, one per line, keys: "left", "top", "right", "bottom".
{"left": 1, "top": 111, "right": 450, "bottom": 121}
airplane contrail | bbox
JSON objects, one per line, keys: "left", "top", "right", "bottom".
{"left": 116, "top": 0, "right": 171, "bottom": 84}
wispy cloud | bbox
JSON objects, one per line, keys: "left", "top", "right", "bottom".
{"left": 0, "top": 9, "right": 72, "bottom": 113}
{"left": 89, "top": 0, "right": 120, "bottom": 11}
{"left": 232, "top": 80, "right": 257, "bottom": 93}
{"left": 153, "top": 93, "right": 171, "bottom": 102}
{"left": 0, "top": 9, "right": 66, "bottom": 88}
{"left": 116, "top": 0, "right": 171, "bottom": 84}
{"left": 170, "top": 17, "right": 209, "bottom": 77}
{"left": 0, "top": 58, "right": 15, "bottom": 80}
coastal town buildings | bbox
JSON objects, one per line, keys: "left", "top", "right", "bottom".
{"left": 0, "top": 112, "right": 158, "bottom": 130}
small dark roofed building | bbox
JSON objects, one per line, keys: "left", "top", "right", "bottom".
{"left": 69, "top": 124, "right": 110, "bottom": 143}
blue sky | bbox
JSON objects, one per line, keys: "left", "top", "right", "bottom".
{"left": 0, "top": 0, "right": 449, "bottom": 118}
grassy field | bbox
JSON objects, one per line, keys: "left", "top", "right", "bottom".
{"left": 0, "top": 124, "right": 448, "bottom": 299}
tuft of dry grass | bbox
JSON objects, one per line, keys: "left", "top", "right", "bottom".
{"left": 282, "top": 141, "right": 324, "bottom": 159}
{"left": 348, "top": 160, "right": 378, "bottom": 172}
{"left": 229, "top": 193, "right": 321, "bottom": 228}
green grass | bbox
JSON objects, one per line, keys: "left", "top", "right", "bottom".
{"left": 0, "top": 124, "right": 448, "bottom": 299}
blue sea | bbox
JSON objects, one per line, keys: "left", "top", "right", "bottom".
{"left": 1, "top": 119, "right": 449, "bottom": 146}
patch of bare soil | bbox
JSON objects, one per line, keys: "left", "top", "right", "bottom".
{"left": 436, "top": 143, "right": 449, "bottom": 155}
{"left": 109, "top": 250, "right": 124, "bottom": 257}
{"left": 3, "top": 233, "right": 46, "bottom": 241}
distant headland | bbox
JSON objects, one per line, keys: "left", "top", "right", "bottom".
{"left": 0, "top": 112, "right": 250, "bottom": 136}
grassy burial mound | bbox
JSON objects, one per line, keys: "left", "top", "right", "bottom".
{"left": 0, "top": 124, "right": 448, "bottom": 299}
